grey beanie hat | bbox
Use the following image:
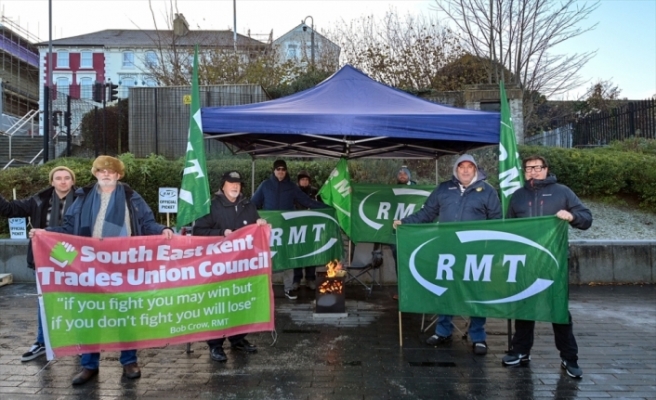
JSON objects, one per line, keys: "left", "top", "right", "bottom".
{"left": 452, "top": 154, "right": 478, "bottom": 177}
{"left": 397, "top": 166, "right": 412, "bottom": 181}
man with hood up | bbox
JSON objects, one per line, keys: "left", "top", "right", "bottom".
{"left": 251, "top": 160, "right": 325, "bottom": 300}
{"left": 193, "top": 170, "right": 268, "bottom": 363}
{"left": 393, "top": 154, "right": 501, "bottom": 355}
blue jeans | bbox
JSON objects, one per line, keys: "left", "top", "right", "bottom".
{"left": 81, "top": 350, "right": 137, "bottom": 370}
{"left": 435, "top": 315, "right": 486, "bottom": 343}
{"left": 36, "top": 299, "right": 44, "bottom": 344}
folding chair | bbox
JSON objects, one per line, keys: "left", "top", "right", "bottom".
{"left": 345, "top": 242, "right": 383, "bottom": 295}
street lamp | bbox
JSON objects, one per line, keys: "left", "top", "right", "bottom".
{"left": 302, "top": 16, "right": 314, "bottom": 69}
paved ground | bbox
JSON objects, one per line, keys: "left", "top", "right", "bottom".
{"left": 0, "top": 282, "right": 654, "bottom": 400}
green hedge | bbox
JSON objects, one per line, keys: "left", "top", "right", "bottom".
{"left": 0, "top": 145, "right": 654, "bottom": 236}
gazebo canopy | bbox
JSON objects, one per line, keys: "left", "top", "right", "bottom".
{"left": 201, "top": 65, "right": 500, "bottom": 159}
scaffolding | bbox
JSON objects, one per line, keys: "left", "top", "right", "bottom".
{"left": 0, "top": 15, "right": 40, "bottom": 121}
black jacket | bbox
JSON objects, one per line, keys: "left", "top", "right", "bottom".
{"left": 508, "top": 175, "right": 592, "bottom": 230}
{"left": 0, "top": 186, "right": 76, "bottom": 269}
{"left": 193, "top": 192, "right": 260, "bottom": 236}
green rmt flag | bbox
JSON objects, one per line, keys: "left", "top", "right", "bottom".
{"left": 498, "top": 81, "right": 524, "bottom": 218}
{"left": 318, "top": 157, "right": 352, "bottom": 236}
{"left": 176, "top": 46, "right": 210, "bottom": 228}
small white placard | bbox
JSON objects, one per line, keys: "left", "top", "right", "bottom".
{"left": 159, "top": 187, "right": 179, "bottom": 213}
{"left": 9, "top": 218, "right": 27, "bottom": 239}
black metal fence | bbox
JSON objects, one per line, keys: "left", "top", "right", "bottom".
{"left": 129, "top": 85, "right": 267, "bottom": 159}
{"left": 572, "top": 99, "right": 656, "bottom": 147}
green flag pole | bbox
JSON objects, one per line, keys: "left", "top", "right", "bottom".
{"left": 318, "top": 157, "right": 352, "bottom": 237}
{"left": 498, "top": 80, "right": 524, "bottom": 351}
{"left": 176, "top": 45, "right": 210, "bottom": 229}
{"left": 498, "top": 81, "right": 524, "bottom": 219}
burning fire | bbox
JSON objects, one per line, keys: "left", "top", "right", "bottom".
{"left": 325, "top": 260, "right": 344, "bottom": 278}
{"left": 318, "top": 260, "right": 345, "bottom": 294}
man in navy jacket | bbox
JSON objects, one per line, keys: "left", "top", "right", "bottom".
{"left": 251, "top": 160, "right": 324, "bottom": 299}
{"left": 394, "top": 154, "right": 501, "bottom": 355}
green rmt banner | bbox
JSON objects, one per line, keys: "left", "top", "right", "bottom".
{"left": 396, "top": 216, "right": 569, "bottom": 323}
{"left": 350, "top": 184, "right": 434, "bottom": 244}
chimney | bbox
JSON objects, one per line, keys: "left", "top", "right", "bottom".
{"left": 173, "top": 13, "right": 190, "bottom": 37}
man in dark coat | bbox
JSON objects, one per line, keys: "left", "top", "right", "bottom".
{"left": 394, "top": 154, "right": 502, "bottom": 355}
{"left": 0, "top": 166, "right": 76, "bottom": 362}
{"left": 293, "top": 170, "right": 321, "bottom": 290}
{"left": 251, "top": 160, "right": 324, "bottom": 300}
{"left": 33, "top": 156, "right": 173, "bottom": 385}
{"left": 193, "top": 170, "right": 267, "bottom": 362}
{"left": 502, "top": 155, "right": 592, "bottom": 379}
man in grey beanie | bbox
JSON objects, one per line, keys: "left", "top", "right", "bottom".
{"left": 393, "top": 154, "right": 501, "bottom": 355}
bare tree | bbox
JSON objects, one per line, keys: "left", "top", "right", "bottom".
{"left": 137, "top": 0, "right": 305, "bottom": 88}
{"left": 433, "top": 0, "right": 599, "bottom": 130}
{"left": 325, "top": 10, "right": 466, "bottom": 90}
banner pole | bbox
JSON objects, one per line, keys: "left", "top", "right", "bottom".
{"left": 166, "top": 213, "right": 170, "bottom": 228}
{"left": 398, "top": 311, "right": 403, "bottom": 347}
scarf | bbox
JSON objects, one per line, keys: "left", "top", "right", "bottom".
{"left": 49, "top": 190, "right": 75, "bottom": 228}
{"left": 79, "top": 183, "right": 128, "bottom": 237}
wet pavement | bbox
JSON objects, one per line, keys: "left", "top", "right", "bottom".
{"left": 0, "top": 282, "right": 655, "bottom": 400}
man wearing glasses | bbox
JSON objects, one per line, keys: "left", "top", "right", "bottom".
{"left": 251, "top": 159, "right": 325, "bottom": 300}
{"left": 502, "top": 155, "right": 592, "bottom": 379}
{"left": 31, "top": 156, "right": 173, "bottom": 385}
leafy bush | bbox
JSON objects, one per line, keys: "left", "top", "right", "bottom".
{"left": 1, "top": 145, "right": 655, "bottom": 236}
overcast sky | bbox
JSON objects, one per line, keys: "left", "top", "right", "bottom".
{"left": 2, "top": 0, "right": 654, "bottom": 99}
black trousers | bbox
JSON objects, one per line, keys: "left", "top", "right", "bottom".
{"left": 207, "top": 333, "right": 246, "bottom": 348}
{"left": 510, "top": 312, "right": 578, "bottom": 362}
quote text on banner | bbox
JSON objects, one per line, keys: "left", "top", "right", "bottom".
{"left": 350, "top": 184, "right": 434, "bottom": 244}
{"left": 32, "top": 225, "right": 274, "bottom": 358}
{"left": 396, "top": 217, "right": 569, "bottom": 323}
{"left": 259, "top": 209, "right": 343, "bottom": 271}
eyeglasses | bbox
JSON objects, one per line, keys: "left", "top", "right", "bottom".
{"left": 275, "top": 167, "right": 287, "bottom": 171}
{"left": 524, "top": 165, "right": 546, "bottom": 172}
{"left": 97, "top": 169, "right": 117, "bottom": 175}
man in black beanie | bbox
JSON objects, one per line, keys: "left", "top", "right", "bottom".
{"left": 252, "top": 160, "right": 324, "bottom": 299}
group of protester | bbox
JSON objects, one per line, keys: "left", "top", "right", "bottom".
{"left": 2, "top": 153, "right": 591, "bottom": 385}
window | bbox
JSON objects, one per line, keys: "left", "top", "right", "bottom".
{"left": 144, "top": 78, "right": 158, "bottom": 87}
{"left": 56, "top": 51, "right": 69, "bottom": 68}
{"left": 145, "top": 51, "right": 158, "bottom": 68}
{"left": 80, "top": 52, "right": 92, "bottom": 68}
{"left": 56, "top": 77, "right": 69, "bottom": 95}
{"left": 79, "top": 77, "right": 92, "bottom": 99}
{"left": 122, "top": 51, "right": 134, "bottom": 68}
{"left": 121, "top": 77, "right": 135, "bottom": 98}
{"left": 286, "top": 44, "right": 297, "bottom": 60}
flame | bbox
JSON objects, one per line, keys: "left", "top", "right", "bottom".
{"left": 318, "top": 278, "right": 343, "bottom": 294}
{"left": 325, "top": 259, "right": 343, "bottom": 278}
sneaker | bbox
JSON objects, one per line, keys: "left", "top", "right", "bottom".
{"left": 210, "top": 346, "right": 227, "bottom": 362}
{"left": 473, "top": 342, "right": 488, "bottom": 355}
{"left": 284, "top": 290, "right": 298, "bottom": 300}
{"left": 426, "top": 335, "right": 452, "bottom": 346}
{"left": 307, "top": 280, "right": 316, "bottom": 290}
{"left": 21, "top": 342, "right": 46, "bottom": 362}
{"left": 291, "top": 282, "right": 300, "bottom": 290}
{"left": 561, "top": 359, "right": 582, "bottom": 378}
{"left": 502, "top": 353, "right": 531, "bottom": 366}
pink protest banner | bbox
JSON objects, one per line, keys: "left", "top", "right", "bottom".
{"left": 32, "top": 224, "right": 274, "bottom": 358}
